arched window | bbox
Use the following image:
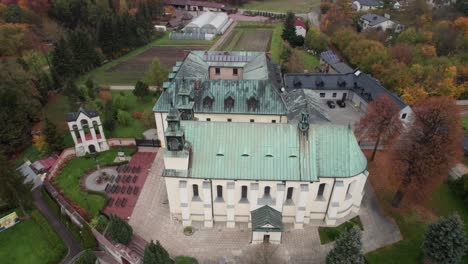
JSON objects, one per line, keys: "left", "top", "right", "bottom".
{"left": 247, "top": 97, "right": 258, "bottom": 111}
{"left": 241, "top": 186, "right": 248, "bottom": 199}
{"left": 217, "top": 185, "right": 223, "bottom": 198}
{"left": 92, "top": 120, "right": 100, "bottom": 134}
{"left": 317, "top": 183, "right": 326, "bottom": 199}
{"left": 264, "top": 186, "right": 271, "bottom": 197}
{"left": 286, "top": 187, "right": 294, "bottom": 200}
{"left": 224, "top": 96, "right": 234, "bottom": 111}
{"left": 203, "top": 96, "right": 213, "bottom": 109}
{"left": 192, "top": 184, "right": 199, "bottom": 198}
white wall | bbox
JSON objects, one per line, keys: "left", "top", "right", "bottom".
{"left": 295, "top": 26, "right": 306, "bottom": 37}
{"left": 252, "top": 231, "right": 282, "bottom": 244}
{"left": 163, "top": 171, "right": 368, "bottom": 228}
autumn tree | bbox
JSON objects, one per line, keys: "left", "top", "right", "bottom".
{"left": 423, "top": 214, "right": 467, "bottom": 264}
{"left": 133, "top": 81, "right": 150, "bottom": 98}
{"left": 0, "top": 152, "right": 33, "bottom": 217}
{"left": 305, "top": 27, "right": 328, "bottom": 52}
{"left": 391, "top": 97, "right": 463, "bottom": 207}
{"left": 355, "top": 95, "right": 403, "bottom": 161}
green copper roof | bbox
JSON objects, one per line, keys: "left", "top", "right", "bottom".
{"left": 251, "top": 205, "right": 283, "bottom": 232}
{"left": 154, "top": 79, "right": 286, "bottom": 115}
{"left": 178, "top": 121, "right": 367, "bottom": 182}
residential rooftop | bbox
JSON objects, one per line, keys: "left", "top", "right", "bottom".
{"left": 360, "top": 13, "right": 389, "bottom": 26}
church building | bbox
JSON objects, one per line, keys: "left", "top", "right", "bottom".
{"left": 162, "top": 108, "right": 369, "bottom": 244}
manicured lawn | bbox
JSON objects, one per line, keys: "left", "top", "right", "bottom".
{"left": 108, "top": 91, "right": 159, "bottom": 138}
{"left": 0, "top": 210, "right": 67, "bottom": 264}
{"left": 297, "top": 49, "right": 320, "bottom": 69}
{"left": 366, "top": 183, "right": 468, "bottom": 263}
{"left": 53, "top": 148, "right": 134, "bottom": 218}
{"left": 318, "top": 216, "right": 363, "bottom": 244}
{"left": 270, "top": 23, "right": 283, "bottom": 64}
{"left": 241, "top": 0, "right": 321, "bottom": 13}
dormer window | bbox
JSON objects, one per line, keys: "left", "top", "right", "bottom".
{"left": 225, "top": 96, "right": 234, "bottom": 111}
{"left": 203, "top": 96, "right": 213, "bottom": 109}
{"left": 315, "top": 77, "right": 324, "bottom": 87}
{"left": 247, "top": 97, "right": 258, "bottom": 111}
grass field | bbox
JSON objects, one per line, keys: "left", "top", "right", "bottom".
{"left": 364, "top": 151, "right": 468, "bottom": 263}
{"left": 53, "top": 148, "right": 134, "bottom": 218}
{"left": 0, "top": 210, "right": 67, "bottom": 264}
{"left": 241, "top": 0, "right": 321, "bottom": 13}
{"left": 318, "top": 216, "right": 363, "bottom": 244}
{"left": 80, "top": 32, "right": 215, "bottom": 86}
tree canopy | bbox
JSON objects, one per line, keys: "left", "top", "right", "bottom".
{"left": 145, "top": 58, "right": 169, "bottom": 87}
{"left": 143, "top": 240, "right": 171, "bottom": 264}
{"left": 326, "top": 227, "right": 365, "bottom": 264}
{"left": 106, "top": 214, "right": 133, "bottom": 245}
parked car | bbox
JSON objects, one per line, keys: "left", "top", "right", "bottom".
{"left": 337, "top": 100, "right": 346, "bottom": 108}
{"left": 327, "top": 101, "right": 336, "bottom": 109}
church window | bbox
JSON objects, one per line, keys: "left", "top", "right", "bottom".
{"left": 217, "top": 185, "right": 223, "bottom": 198}
{"left": 286, "top": 187, "right": 294, "bottom": 200}
{"left": 264, "top": 186, "right": 271, "bottom": 197}
{"left": 193, "top": 184, "right": 199, "bottom": 198}
{"left": 247, "top": 97, "right": 258, "bottom": 111}
{"left": 241, "top": 186, "right": 248, "bottom": 199}
{"left": 233, "top": 68, "right": 238, "bottom": 76}
{"left": 317, "top": 183, "right": 326, "bottom": 199}
{"left": 215, "top": 68, "right": 220, "bottom": 75}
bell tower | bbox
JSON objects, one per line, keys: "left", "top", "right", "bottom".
{"left": 165, "top": 107, "right": 186, "bottom": 152}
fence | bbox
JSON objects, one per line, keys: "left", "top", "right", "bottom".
{"left": 135, "top": 139, "right": 161, "bottom": 147}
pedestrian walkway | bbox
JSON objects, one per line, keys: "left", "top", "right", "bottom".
{"left": 32, "top": 188, "right": 82, "bottom": 264}
{"left": 210, "top": 21, "right": 238, "bottom": 51}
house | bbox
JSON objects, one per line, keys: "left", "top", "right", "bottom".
{"left": 359, "top": 13, "right": 404, "bottom": 33}
{"left": 320, "top": 50, "right": 354, "bottom": 74}
{"left": 284, "top": 70, "right": 412, "bottom": 122}
{"left": 17, "top": 156, "right": 58, "bottom": 190}
{"left": 162, "top": 109, "right": 369, "bottom": 243}
{"left": 183, "top": 12, "right": 233, "bottom": 34}
{"left": 352, "top": 0, "right": 381, "bottom": 11}
{"left": 153, "top": 51, "right": 287, "bottom": 148}
{"left": 66, "top": 107, "right": 109, "bottom": 157}
{"left": 295, "top": 19, "right": 307, "bottom": 38}
{"left": 163, "top": 0, "right": 228, "bottom": 12}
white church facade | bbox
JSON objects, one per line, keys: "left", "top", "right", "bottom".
{"left": 66, "top": 107, "right": 109, "bottom": 157}
{"left": 162, "top": 109, "right": 368, "bottom": 244}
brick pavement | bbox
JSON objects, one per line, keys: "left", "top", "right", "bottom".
{"left": 130, "top": 152, "right": 401, "bottom": 263}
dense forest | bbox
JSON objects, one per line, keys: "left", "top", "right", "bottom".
{"left": 0, "top": 0, "right": 162, "bottom": 155}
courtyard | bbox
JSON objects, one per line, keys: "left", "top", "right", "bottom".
{"left": 129, "top": 151, "right": 401, "bottom": 263}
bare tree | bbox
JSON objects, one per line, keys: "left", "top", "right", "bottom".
{"left": 355, "top": 95, "right": 403, "bottom": 161}
{"left": 391, "top": 96, "right": 463, "bottom": 207}
{"left": 245, "top": 244, "right": 286, "bottom": 264}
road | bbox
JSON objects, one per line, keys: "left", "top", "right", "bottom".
{"left": 32, "top": 188, "right": 82, "bottom": 264}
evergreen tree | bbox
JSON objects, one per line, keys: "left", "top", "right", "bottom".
{"left": 43, "top": 118, "right": 64, "bottom": 154}
{"left": 103, "top": 100, "right": 116, "bottom": 132}
{"left": 143, "top": 240, "right": 171, "bottom": 264}
{"left": 133, "top": 81, "right": 150, "bottom": 98}
{"left": 97, "top": 13, "right": 118, "bottom": 56}
{"left": 51, "top": 37, "right": 76, "bottom": 81}
{"left": 281, "top": 12, "right": 296, "bottom": 44}
{"left": 106, "top": 215, "right": 133, "bottom": 245}
{"left": 64, "top": 80, "right": 81, "bottom": 101}
{"left": 423, "top": 214, "right": 467, "bottom": 264}
{"left": 326, "top": 227, "right": 365, "bottom": 264}
{"left": 67, "top": 30, "right": 100, "bottom": 73}
{"left": 86, "top": 78, "right": 97, "bottom": 99}
{"left": 135, "top": 3, "right": 154, "bottom": 44}
{"left": 0, "top": 152, "right": 33, "bottom": 217}
{"left": 36, "top": 72, "right": 54, "bottom": 105}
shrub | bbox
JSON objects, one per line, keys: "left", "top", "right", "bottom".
{"left": 106, "top": 215, "right": 133, "bottom": 245}
{"left": 423, "top": 214, "right": 467, "bottom": 264}
{"left": 449, "top": 174, "right": 468, "bottom": 205}
{"left": 133, "top": 81, "right": 150, "bottom": 98}
{"left": 143, "top": 240, "right": 171, "bottom": 264}
{"left": 117, "top": 110, "right": 131, "bottom": 126}
{"left": 175, "top": 256, "right": 199, "bottom": 264}
{"left": 76, "top": 249, "right": 96, "bottom": 264}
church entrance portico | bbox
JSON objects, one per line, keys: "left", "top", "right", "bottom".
{"left": 251, "top": 205, "right": 283, "bottom": 244}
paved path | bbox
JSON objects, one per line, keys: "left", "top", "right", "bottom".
{"left": 84, "top": 167, "right": 118, "bottom": 192}
{"left": 32, "top": 188, "right": 82, "bottom": 264}
{"left": 210, "top": 21, "right": 238, "bottom": 51}
{"left": 129, "top": 153, "right": 401, "bottom": 263}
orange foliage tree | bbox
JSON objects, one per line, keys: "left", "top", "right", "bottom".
{"left": 391, "top": 96, "right": 463, "bottom": 207}
{"left": 355, "top": 95, "right": 403, "bottom": 161}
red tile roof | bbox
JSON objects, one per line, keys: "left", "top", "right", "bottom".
{"left": 295, "top": 19, "right": 307, "bottom": 30}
